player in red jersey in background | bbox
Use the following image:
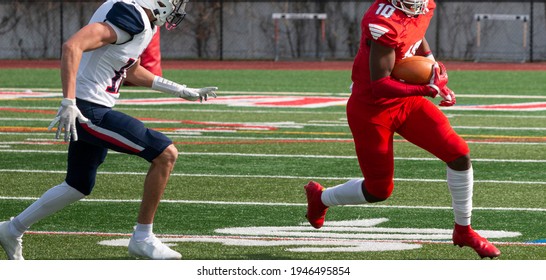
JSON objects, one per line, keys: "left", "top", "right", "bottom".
{"left": 140, "top": 31, "right": 163, "bottom": 77}
{"left": 305, "top": 0, "right": 501, "bottom": 258}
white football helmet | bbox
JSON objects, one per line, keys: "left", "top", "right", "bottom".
{"left": 135, "top": 0, "right": 188, "bottom": 29}
{"left": 391, "top": 0, "right": 429, "bottom": 16}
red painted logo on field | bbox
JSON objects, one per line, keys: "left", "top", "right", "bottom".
{"left": 445, "top": 102, "right": 546, "bottom": 111}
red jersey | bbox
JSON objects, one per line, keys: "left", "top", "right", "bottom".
{"left": 351, "top": 0, "right": 436, "bottom": 105}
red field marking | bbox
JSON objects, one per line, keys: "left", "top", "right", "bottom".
{"left": 0, "top": 126, "right": 52, "bottom": 133}
{"left": 0, "top": 107, "right": 56, "bottom": 115}
{"left": 457, "top": 102, "right": 546, "bottom": 111}
{"left": 182, "top": 120, "right": 278, "bottom": 131}
{"left": 137, "top": 118, "right": 280, "bottom": 131}
{"left": 462, "top": 136, "right": 546, "bottom": 143}
{"left": 2, "top": 59, "right": 546, "bottom": 71}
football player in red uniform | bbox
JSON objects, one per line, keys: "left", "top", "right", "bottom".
{"left": 305, "top": 0, "right": 501, "bottom": 259}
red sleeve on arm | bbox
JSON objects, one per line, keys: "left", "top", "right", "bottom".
{"left": 371, "top": 76, "right": 434, "bottom": 99}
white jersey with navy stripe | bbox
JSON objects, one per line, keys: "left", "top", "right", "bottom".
{"left": 76, "top": 0, "right": 155, "bottom": 108}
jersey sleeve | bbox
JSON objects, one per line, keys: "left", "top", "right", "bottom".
{"left": 104, "top": 21, "right": 132, "bottom": 45}
{"left": 105, "top": 2, "right": 145, "bottom": 36}
{"left": 363, "top": 18, "right": 400, "bottom": 49}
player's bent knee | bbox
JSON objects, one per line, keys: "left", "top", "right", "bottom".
{"left": 166, "top": 144, "right": 178, "bottom": 160}
{"left": 362, "top": 179, "right": 393, "bottom": 203}
{"left": 64, "top": 180, "right": 94, "bottom": 196}
{"left": 447, "top": 154, "right": 471, "bottom": 171}
{"left": 154, "top": 144, "right": 178, "bottom": 167}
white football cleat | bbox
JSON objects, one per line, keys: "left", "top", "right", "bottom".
{"left": 0, "top": 219, "right": 24, "bottom": 260}
{"left": 128, "top": 234, "right": 181, "bottom": 260}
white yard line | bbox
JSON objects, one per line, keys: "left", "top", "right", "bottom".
{"left": 1, "top": 148, "right": 546, "bottom": 163}
{"left": 0, "top": 169, "right": 545, "bottom": 186}
{"left": 0, "top": 195, "right": 544, "bottom": 212}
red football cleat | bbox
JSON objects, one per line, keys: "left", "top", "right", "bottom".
{"left": 304, "top": 181, "right": 328, "bottom": 229}
{"left": 453, "top": 224, "right": 501, "bottom": 259}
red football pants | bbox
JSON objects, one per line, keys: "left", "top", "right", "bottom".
{"left": 346, "top": 95, "right": 469, "bottom": 200}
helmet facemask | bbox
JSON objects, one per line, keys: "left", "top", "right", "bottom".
{"left": 136, "top": 0, "right": 188, "bottom": 29}
{"left": 391, "top": 0, "right": 429, "bottom": 16}
{"left": 164, "top": 0, "right": 188, "bottom": 30}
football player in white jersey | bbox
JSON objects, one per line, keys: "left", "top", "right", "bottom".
{"left": 0, "top": 0, "right": 217, "bottom": 260}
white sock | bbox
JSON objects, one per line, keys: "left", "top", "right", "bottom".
{"left": 321, "top": 179, "right": 367, "bottom": 206}
{"left": 447, "top": 166, "right": 473, "bottom": 226}
{"left": 9, "top": 181, "right": 85, "bottom": 237}
{"left": 133, "top": 223, "right": 153, "bottom": 241}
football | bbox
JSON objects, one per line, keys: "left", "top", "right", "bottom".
{"left": 391, "top": 56, "right": 435, "bottom": 85}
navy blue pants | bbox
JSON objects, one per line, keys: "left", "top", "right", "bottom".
{"left": 65, "top": 99, "right": 172, "bottom": 195}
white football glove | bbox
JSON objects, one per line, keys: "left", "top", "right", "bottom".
{"left": 152, "top": 76, "right": 218, "bottom": 102}
{"left": 47, "top": 98, "right": 89, "bottom": 142}
{"left": 178, "top": 86, "right": 218, "bottom": 102}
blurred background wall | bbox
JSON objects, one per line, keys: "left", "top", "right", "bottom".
{"left": 0, "top": 0, "right": 544, "bottom": 62}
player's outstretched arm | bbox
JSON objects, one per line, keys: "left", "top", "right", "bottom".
{"left": 125, "top": 63, "right": 218, "bottom": 103}
{"left": 151, "top": 76, "right": 217, "bottom": 103}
